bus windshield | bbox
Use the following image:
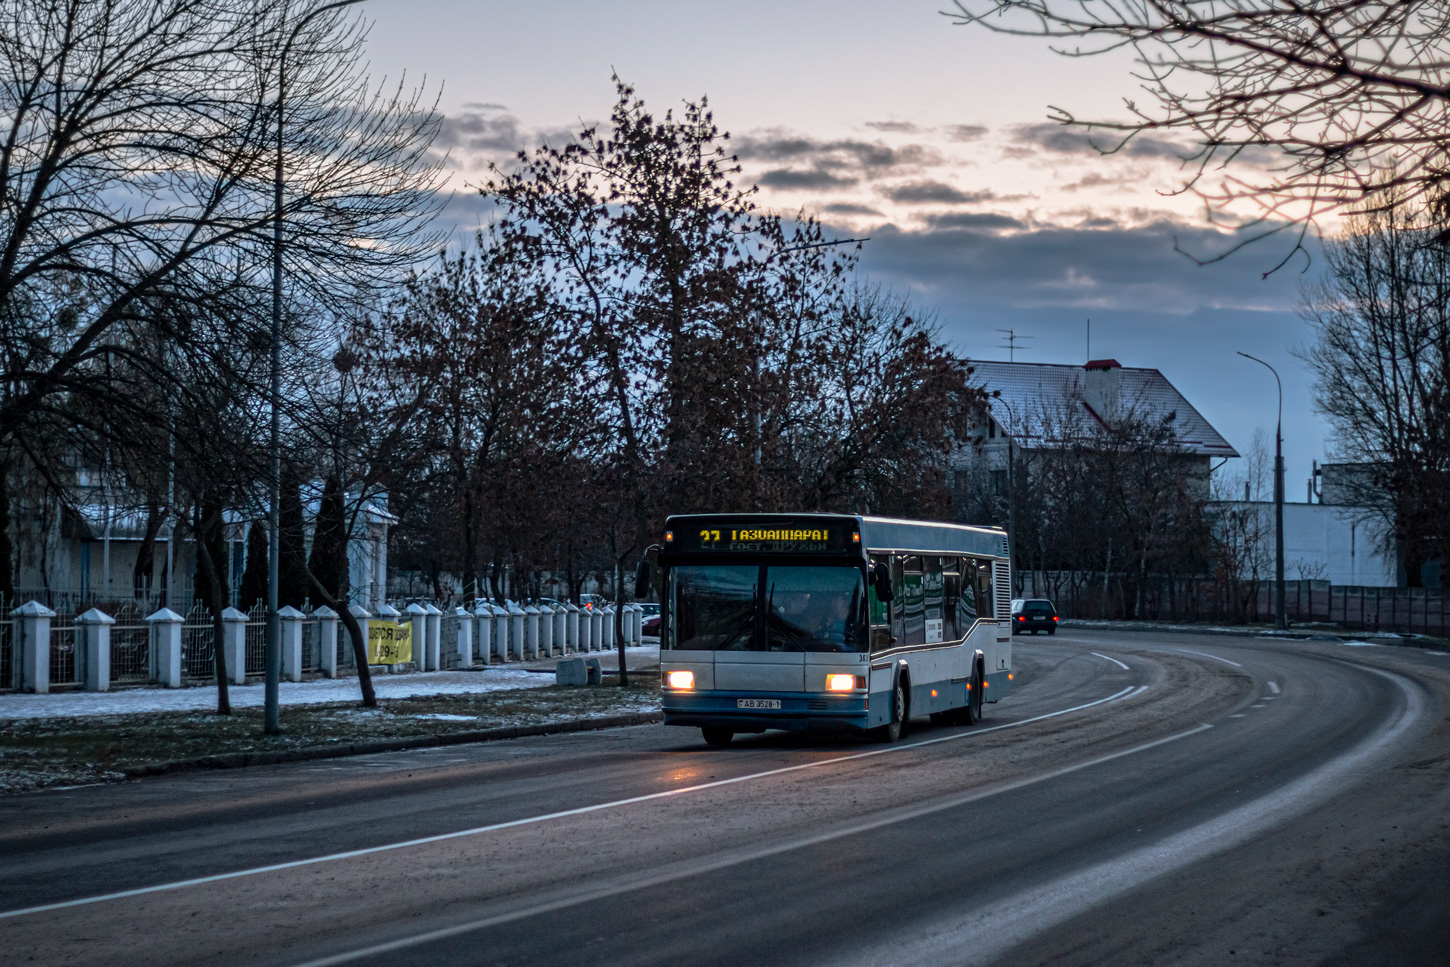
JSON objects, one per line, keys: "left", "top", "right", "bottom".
{"left": 669, "top": 564, "right": 866, "bottom": 653}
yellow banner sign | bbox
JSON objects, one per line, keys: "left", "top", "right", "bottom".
{"left": 367, "top": 620, "right": 413, "bottom": 665}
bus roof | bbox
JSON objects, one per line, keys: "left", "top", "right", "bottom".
{"left": 662, "top": 513, "right": 1009, "bottom": 559}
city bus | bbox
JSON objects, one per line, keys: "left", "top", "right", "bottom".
{"left": 656, "top": 513, "right": 1013, "bottom": 746}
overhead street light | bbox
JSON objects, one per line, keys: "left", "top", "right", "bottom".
{"left": 1237, "top": 351, "right": 1286, "bottom": 632}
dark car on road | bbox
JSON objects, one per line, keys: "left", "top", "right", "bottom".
{"left": 1011, "top": 598, "right": 1059, "bottom": 635}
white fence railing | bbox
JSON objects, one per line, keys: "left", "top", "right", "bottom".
{"left": 2, "top": 599, "right": 646, "bottom": 692}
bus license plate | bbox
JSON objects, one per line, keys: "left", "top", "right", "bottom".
{"left": 737, "top": 698, "right": 781, "bottom": 709}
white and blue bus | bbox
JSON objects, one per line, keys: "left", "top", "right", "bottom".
{"left": 657, "top": 514, "right": 1013, "bottom": 746}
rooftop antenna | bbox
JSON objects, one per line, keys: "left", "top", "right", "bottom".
{"left": 997, "top": 328, "right": 1034, "bottom": 363}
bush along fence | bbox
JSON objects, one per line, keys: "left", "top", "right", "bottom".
{"left": 1, "top": 599, "right": 646, "bottom": 694}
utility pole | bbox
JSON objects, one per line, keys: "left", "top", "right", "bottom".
{"left": 269, "top": 0, "right": 370, "bottom": 734}
{"left": 1238, "top": 352, "right": 1286, "bottom": 631}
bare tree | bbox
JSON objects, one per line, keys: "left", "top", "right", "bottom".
{"left": 0, "top": 0, "right": 443, "bottom": 488}
{"left": 947, "top": 0, "right": 1450, "bottom": 259}
{"left": 1298, "top": 195, "right": 1450, "bottom": 585}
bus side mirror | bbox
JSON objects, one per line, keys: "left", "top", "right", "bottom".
{"left": 872, "top": 563, "right": 894, "bottom": 604}
{"left": 634, "top": 558, "right": 651, "bottom": 599}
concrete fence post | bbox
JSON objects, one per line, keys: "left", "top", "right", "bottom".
{"left": 602, "top": 605, "right": 616, "bottom": 649}
{"left": 12, "top": 601, "right": 55, "bottom": 694}
{"left": 453, "top": 607, "right": 473, "bottom": 667}
{"left": 554, "top": 605, "right": 567, "bottom": 657}
{"left": 565, "top": 602, "right": 580, "bottom": 654}
{"left": 348, "top": 602, "right": 373, "bottom": 670}
{"left": 221, "top": 607, "right": 249, "bottom": 686}
{"left": 492, "top": 603, "right": 510, "bottom": 662}
{"left": 632, "top": 604, "right": 644, "bottom": 646}
{"left": 76, "top": 607, "right": 115, "bottom": 692}
{"left": 473, "top": 603, "right": 492, "bottom": 665}
{"left": 507, "top": 601, "right": 525, "bottom": 660}
{"left": 278, "top": 605, "right": 305, "bottom": 682}
{"left": 523, "top": 605, "right": 540, "bottom": 660}
{"left": 145, "top": 607, "right": 184, "bottom": 688}
{"left": 406, "top": 604, "right": 428, "bottom": 671}
{"left": 424, "top": 604, "right": 443, "bottom": 671}
{"left": 538, "top": 604, "right": 554, "bottom": 657}
{"left": 314, "top": 605, "right": 340, "bottom": 678}
{"left": 590, "top": 606, "right": 604, "bottom": 653}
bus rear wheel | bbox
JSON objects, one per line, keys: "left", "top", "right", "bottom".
{"left": 702, "top": 727, "right": 733, "bottom": 747}
{"left": 957, "top": 667, "right": 983, "bottom": 725}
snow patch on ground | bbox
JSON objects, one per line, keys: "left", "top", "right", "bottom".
{"left": 0, "top": 668, "right": 548, "bottom": 720}
{"left": 1340, "top": 641, "right": 1380, "bottom": 647}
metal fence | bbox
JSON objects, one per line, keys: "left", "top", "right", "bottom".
{"left": 49, "top": 612, "right": 77, "bottom": 687}
{"left": 244, "top": 602, "right": 266, "bottom": 677}
{"left": 181, "top": 604, "right": 216, "bottom": 679}
{"left": 110, "top": 603, "right": 151, "bottom": 684}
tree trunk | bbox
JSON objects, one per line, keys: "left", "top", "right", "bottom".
{"left": 189, "top": 509, "right": 231, "bottom": 716}
{"left": 307, "top": 570, "right": 376, "bottom": 707}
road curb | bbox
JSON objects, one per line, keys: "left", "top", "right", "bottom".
{"left": 122, "top": 711, "right": 664, "bottom": 779}
{"left": 1059, "top": 619, "right": 1447, "bottom": 648}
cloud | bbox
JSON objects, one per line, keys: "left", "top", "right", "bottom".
{"left": 881, "top": 181, "right": 994, "bottom": 204}
{"left": 733, "top": 130, "right": 947, "bottom": 192}
{"left": 944, "top": 124, "right": 989, "bottom": 142}
{"left": 1060, "top": 171, "right": 1135, "bottom": 193}
{"left": 865, "top": 121, "right": 921, "bottom": 133}
{"left": 436, "top": 110, "right": 525, "bottom": 154}
{"left": 845, "top": 215, "right": 1312, "bottom": 318}
{"left": 922, "top": 212, "right": 1026, "bottom": 231}
{"left": 1010, "top": 123, "right": 1188, "bottom": 161}
{"left": 824, "top": 202, "right": 883, "bottom": 216}
{"left": 760, "top": 168, "right": 858, "bottom": 190}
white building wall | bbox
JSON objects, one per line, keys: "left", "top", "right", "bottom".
{"left": 1214, "top": 501, "right": 1397, "bottom": 587}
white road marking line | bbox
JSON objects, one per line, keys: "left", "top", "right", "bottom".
{"left": 1091, "top": 653, "right": 1129, "bottom": 671}
{"left": 0, "top": 686, "right": 1137, "bottom": 921}
{"left": 1268, "top": 681, "right": 1280, "bottom": 694}
{"left": 833, "top": 664, "right": 1427, "bottom": 967}
{"left": 1425, "top": 651, "right": 1447, "bottom": 656}
{"left": 281, "top": 723, "right": 1215, "bottom": 967}
{"left": 1251, "top": 704, "right": 1265, "bottom": 708}
{"left": 1176, "top": 648, "right": 1244, "bottom": 668}
{"left": 1229, "top": 714, "right": 1246, "bottom": 718}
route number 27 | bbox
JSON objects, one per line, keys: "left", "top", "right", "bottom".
{"left": 700, "top": 529, "right": 721, "bottom": 546}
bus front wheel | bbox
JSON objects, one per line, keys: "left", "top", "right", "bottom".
{"left": 871, "top": 680, "right": 907, "bottom": 743}
{"left": 702, "top": 727, "right": 733, "bottom": 747}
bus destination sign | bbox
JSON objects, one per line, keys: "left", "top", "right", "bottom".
{"left": 685, "top": 523, "right": 848, "bottom": 554}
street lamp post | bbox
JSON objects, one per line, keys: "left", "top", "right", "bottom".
{"left": 267, "top": 0, "right": 368, "bottom": 734}
{"left": 1237, "top": 352, "right": 1286, "bottom": 631}
{"left": 990, "top": 392, "right": 1017, "bottom": 589}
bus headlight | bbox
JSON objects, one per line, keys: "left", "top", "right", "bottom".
{"left": 667, "top": 670, "right": 694, "bottom": 690}
{"left": 825, "top": 674, "right": 856, "bottom": 692}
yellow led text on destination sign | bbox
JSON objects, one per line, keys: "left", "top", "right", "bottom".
{"left": 732, "top": 529, "right": 828, "bottom": 541}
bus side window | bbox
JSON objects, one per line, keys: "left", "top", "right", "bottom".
{"left": 943, "top": 559, "right": 962, "bottom": 640}
{"left": 891, "top": 555, "right": 906, "bottom": 646}
{"left": 901, "top": 555, "right": 924, "bottom": 647}
{"left": 976, "top": 559, "right": 995, "bottom": 619}
{"left": 960, "top": 557, "right": 979, "bottom": 623}
{"left": 923, "top": 556, "right": 944, "bottom": 644}
{"left": 869, "top": 554, "right": 892, "bottom": 650}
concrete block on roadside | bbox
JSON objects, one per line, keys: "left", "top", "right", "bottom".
{"left": 585, "top": 657, "right": 602, "bottom": 685}
{"left": 556, "top": 657, "right": 588, "bottom": 686}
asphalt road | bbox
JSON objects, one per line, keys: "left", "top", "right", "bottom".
{"left": 2, "top": 628, "right": 1448, "bottom": 967}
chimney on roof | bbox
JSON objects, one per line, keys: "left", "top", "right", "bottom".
{"left": 1082, "top": 359, "right": 1121, "bottom": 421}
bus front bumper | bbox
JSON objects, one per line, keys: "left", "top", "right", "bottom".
{"left": 663, "top": 691, "right": 870, "bottom": 733}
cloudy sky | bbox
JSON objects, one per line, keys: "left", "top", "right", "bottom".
{"left": 362, "top": 0, "right": 1332, "bottom": 494}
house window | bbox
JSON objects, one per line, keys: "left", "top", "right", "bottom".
{"left": 990, "top": 469, "right": 1006, "bottom": 496}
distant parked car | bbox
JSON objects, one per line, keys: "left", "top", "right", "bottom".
{"left": 637, "top": 602, "right": 660, "bottom": 618}
{"left": 641, "top": 611, "right": 661, "bottom": 638}
{"left": 1011, "top": 598, "right": 1059, "bottom": 635}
